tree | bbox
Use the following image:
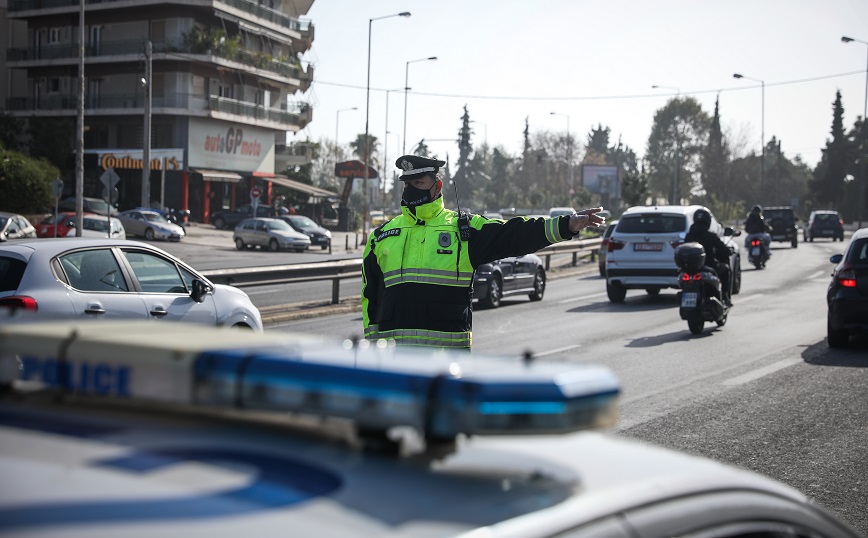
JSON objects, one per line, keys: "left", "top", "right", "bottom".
{"left": 700, "top": 96, "right": 733, "bottom": 218}
{"left": 349, "top": 133, "right": 380, "bottom": 172}
{"left": 454, "top": 105, "right": 474, "bottom": 196}
{"left": 411, "top": 139, "right": 431, "bottom": 157}
{"left": 586, "top": 124, "right": 611, "bottom": 158}
{"left": 810, "top": 91, "right": 850, "bottom": 207}
{"left": 0, "top": 149, "right": 59, "bottom": 213}
{"left": 645, "top": 96, "right": 710, "bottom": 204}
{"left": 28, "top": 117, "right": 75, "bottom": 170}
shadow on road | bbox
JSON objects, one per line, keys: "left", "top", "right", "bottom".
{"left": 802, "top": 337, "right": 868, "bottom": 368}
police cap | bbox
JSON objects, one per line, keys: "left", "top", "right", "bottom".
{"left": 396, "top": 155, "right": 446, "bottom": 181}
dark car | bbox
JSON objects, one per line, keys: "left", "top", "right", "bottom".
{"left": 58, "top": 196, "right": 118, "bottom": 216}
{"left": 598, "top": 219, "right": 618, "bottom": 276}
{"left": 805, "top": 209, "right": 845, "bottom": 242}
{"left": 826, "top": 227, "right": 868, "bottom": 347}
{"left": 473, "top": 253, "right": 545, "bottom": 308}
{"left": 211, "top": 204, "right": 276, "bottom": 230}
{"left": 763, "top": 206, "right": 799, "bottom": 248}
{"left": 278, "top": 214, "right": 332, "bottom": 250}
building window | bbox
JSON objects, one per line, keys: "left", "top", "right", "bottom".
{"left": 48, "top": 28, "right": 61, "bottom": 44}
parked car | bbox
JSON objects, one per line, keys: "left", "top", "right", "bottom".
{"left": 0, "top": 238, "right": 263, "bottom": 331}
{"left": 58, "top": 196, "right": 118, "bottom": 216}
{"left": 278, "top": 214, "right": 332, "bottom": 250}
{"left": 763, "top": 206, "right": 799, "bottom": 248}
{"left": 0, "top": 212, "right": 37, "bottom": 242}
{"left": 35, "top": 211, "right": 97, "bottom": 238}
{"left": 598, "top": 219, "right": 619, "bottom": 276}
{"left": 211, "top": 204, "right": 276, "bottom": 230}
{"left": 826, "top": 227, "right": 868, "bottom": 347}
{"left": 64, "top": 215, "right": 126, "bottom": 240}
{"left": 473, "top": 253, "right": 546, "bottom": 308}
{"left": 233, "top": 217, "right": 311, "bottom": 252}
{"left": 548, "top": 206, "right": 576, "bottom": 218}
{"left": 118, "top": 209, "right": 185, "bottom": 242}
{"left": 605, "top": 205, "right": 741, "bottom": 303}
{"left": 805, "top": 209, "right": 845, "bottom": 242}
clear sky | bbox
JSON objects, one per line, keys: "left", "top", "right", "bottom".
{"left": 294, "top": 0, "right": 868, "bottom": 177}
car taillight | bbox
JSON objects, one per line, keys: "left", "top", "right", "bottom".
{"left": 608, "top": 239, "right": 626, "bottom": 252}
{"left": 837, "top": 265, "right": 857, "bottom": 288}
{"left": 670, "top": 240, "right": 683, "bottom": 249}
{"left": 0, "top": 296, "right": 38, "bottom": 311}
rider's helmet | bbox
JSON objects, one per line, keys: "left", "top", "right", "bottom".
{"left": 693, "top": 208, "right": 712, "bottom": 229}
{"left": 751, "top": 205, "right": 762, "bottom": 214}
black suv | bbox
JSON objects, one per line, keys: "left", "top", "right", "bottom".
{"left": 210, "top": 204, "right": 276, "bottom": 230}
{"left": 804, "top": 210, "right": 844, "bottom": 242}
{"left": 763, "top": 206, "right": 799, "bottom": 248}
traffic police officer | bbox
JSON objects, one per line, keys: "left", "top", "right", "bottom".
{"left": 361, "top": 155, "right": 605, "bottom": 350}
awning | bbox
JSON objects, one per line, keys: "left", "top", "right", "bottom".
{"left": 191, "top": 168, "right": 243, "bottom": 183}
{"left": 269, "top": 175, "right": 338, "bottom": 199}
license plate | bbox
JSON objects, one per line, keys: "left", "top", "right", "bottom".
{"left": 633, "top": 242, "right": 663, "bottom": 252}
{"left": 681, "top": 292, "right": 697, "bottom": 308}
{"left": 751, "top": 247, "right": 760, "bottom": 256}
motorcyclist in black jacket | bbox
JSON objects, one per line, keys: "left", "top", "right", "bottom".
{"left": 743, "top": 205, "right": 772, "bottom": 256}
{"left": 685, "top": 208, "right": 732, "bottom": 307}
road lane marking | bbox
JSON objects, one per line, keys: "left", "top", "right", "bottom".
{"left": 531, "top": 344, "right": 583, "bottom": 358}
{"left": 722, "top": 358, "right": 801, "bottom": 386}
{"left": 559, "top": 292, "right": 607, "bottom": 304}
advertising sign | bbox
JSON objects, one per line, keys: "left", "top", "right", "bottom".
{"left": 85, "top": 149, "right": 185, "bottom": 172}
{"left": 335, "top": 160, "right": 379, "bottom": 179}
{"left": 188, "top": 117, "right": 275, "bottom": 174}
{"left": 582, "top": 165, "right": 620, "bottom": 198}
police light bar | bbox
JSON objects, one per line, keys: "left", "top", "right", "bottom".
{"left": 0, "top": 321, "right": 620, "bottom": 442}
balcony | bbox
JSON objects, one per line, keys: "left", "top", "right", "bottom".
{"left": 6, "top": 38, "right": 313, "bottom": 87}
{"left": 5, "top": 92, "right": 312, "bottom": 131}
{"left": 8, "top": 0, "right": 314, "bottom": 42}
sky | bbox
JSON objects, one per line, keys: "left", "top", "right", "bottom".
{"left": 293, "top": 0, "right": 868, "bottom": 180}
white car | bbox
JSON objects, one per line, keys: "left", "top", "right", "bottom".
{"left": 0, "top": 321, "right": 860, "bottom": 538}
{"left": 118, "top": 209, "right": 185, "bottom": 241}
{"left": 64, "top": 215, "right": 126, "bottom": 240}
{"left": 605, "top": 205, "right": 741, "bottom": 302}
{"left": 0, "top": 238, "right": 262, "bottom": 331}
{"left": 0, "top": 211, "right": 37, "bottom": 241}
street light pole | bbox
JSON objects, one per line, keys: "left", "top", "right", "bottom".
{"left": 550, "top": 112, "right": 572, "bottom": 193}
{"left": 383, "top": 89, "right": 402, "bottom": 201}
{"left": 365, "top": 12, "right": 411, "bottom": 238}
{"left": 652, "top": 85, "right": 681, "bottom": 204}
{"left": 334, "top": 106, "right": 357, "bottom": 161}
{"left": 402, "top": 56, "right": 437, "bottom": 155}
{"left": 842, "top": 36, "right": 868, "bottom": 228}
{"left": 733, "top": 73, "right": 766, "bottom": 193}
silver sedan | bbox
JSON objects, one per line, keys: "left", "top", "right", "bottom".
{"left": 118, "top": 209, "right": 185, "bottom": 241}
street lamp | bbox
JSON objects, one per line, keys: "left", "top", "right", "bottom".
{"left": 383, "top": 88, "right": 403, "bottom": 199}
{"left": 402, "top": 56, "right": 437, "bottom": 155}
{"left": 652, "top": 85, "right": 681, "bottom": 204}
{"left": 549, "top": 112, "right": 572, "bottom": 193}
{"left": 334, "top": 106, "right": 357, "bottom": 160}
{"left": 842, "top": 35, "right": 868, "bottom": 227}
{"left": 733, "top": 73, "right": 766, "bottom": 192}
{"left": 384, "top": 130, "right": 400, "bottom": 210}
{"left": 365, "top": 11, "right": 411, "bottom": 237}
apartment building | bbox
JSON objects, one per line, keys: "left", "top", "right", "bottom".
{"left": 3, "top": 0, "right": 316, "bottom": 223}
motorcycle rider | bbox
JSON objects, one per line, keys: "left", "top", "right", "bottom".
{"left": 685, "top": 208, "right": 733, "bottom": 307}
{"left": 743, "top": 205, "right": 772, "bottom": 257}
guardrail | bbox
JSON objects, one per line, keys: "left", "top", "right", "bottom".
{"left": 201, "top": 238, "right": 602, "bottom": 304}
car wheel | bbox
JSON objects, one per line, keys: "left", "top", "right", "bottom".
{"left": 528, "top": 268, "right": 545, "bottom": 301}
{"left": 213, "top": 217, "right": 225, "bottom": 230}
{"left": 598, "top": 261, "right": 605, "bottom": 277}
{"left": 792, "top": 236, "right": 798, "bottom": 248}
{"left": 480, "top": 276, "right": 502, "bottom": 309}
{"left": 732, "top": 259, "right": 742, "bottom": 295}
{"left": 268, "top": 239, "right": 280, "bottom": 252}
{"left": 321, "top": 244, "right": 329, "bottom": 250}
{"left": 234, "top": 238, "right": 245, "bottom": 250}
{"left": 144, "top": 227, "right": 155, "bottom": 241}
{"left": 827, "top": 317, "right": 849, "bottom": 348}
{"left": 809, "top": 235, "right": 814, "bottom": 242}
{"left": 606, "top": 281, "right": 626, "bottom": 303}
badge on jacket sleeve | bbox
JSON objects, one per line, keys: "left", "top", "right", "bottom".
{"left": 438, "top": 232, "right": 452, "bottom": 247}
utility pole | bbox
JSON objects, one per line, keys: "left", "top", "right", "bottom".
{"left": 141, "top": 40, "right": 152, "bottom": 208}
{"left": 75, "top": 0, "right": 85, "bottom": 235}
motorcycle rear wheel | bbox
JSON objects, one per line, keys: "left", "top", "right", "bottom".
{"left": 687, "top": 313, "right": 704, "bottom": 335}
{"left": 715, "top": 310, "right": 728, "bottom": 327}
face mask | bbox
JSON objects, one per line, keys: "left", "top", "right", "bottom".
{"left": 402, "top": 183, "right": 433, "bottom": 208}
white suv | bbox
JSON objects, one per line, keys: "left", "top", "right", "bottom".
{"left": 604, "top": 205, "right": 741, "bottom": 303}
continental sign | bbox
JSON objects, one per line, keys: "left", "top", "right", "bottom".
{"left": 86, "top": 149, "right": 185, "bottom": 172}
{"left": 335, "top": 160, "right": 378, "bottom": 179}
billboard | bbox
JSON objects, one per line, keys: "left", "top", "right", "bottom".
{"left": 582, "top": 165, "right": 620, "bottom": 198}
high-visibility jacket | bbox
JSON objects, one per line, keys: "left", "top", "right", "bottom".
{"left": 361, "top": 196, "right": 576, "bottom": 350}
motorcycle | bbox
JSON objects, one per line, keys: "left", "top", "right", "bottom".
{"left": 746, "top": 234, "right": 769, "bottom": 269}
{"left": 674, "top": 243, "right": 729, "bottom": 335}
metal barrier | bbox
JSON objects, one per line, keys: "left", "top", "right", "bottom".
{"left": 201, "top": 238, "right": 602, "bottom": 304}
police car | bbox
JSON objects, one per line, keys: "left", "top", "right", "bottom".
{"left": 0, "top": 320, "right": 860, "bottom": 538}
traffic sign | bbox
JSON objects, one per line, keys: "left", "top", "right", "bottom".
{"left": 250, "top": 186, "right": 262, "bottom": 199}
{"left": 102, "top": 186, "right": 119, "bottom": 204}
{"left": 53, "top": 178, "right": 64, "bottom": 198}
{"left": 100, "top": 168, "right": 120, "bottom": 189}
